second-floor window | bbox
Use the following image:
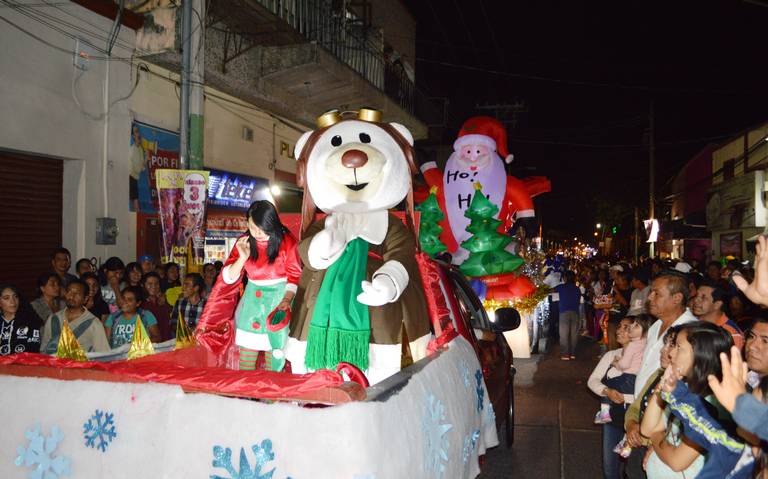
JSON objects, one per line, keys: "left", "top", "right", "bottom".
{"left": 723, "top": 158, "right": 736, "bottom": 180}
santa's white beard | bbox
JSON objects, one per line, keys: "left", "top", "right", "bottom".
{"left": 443, "top": 152, "right": 507, "bottom": 247}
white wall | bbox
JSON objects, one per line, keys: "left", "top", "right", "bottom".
{"left": 0, "top": 0, "right": 137, "bottom": 264}
{"left": 0, "top": 3, "right": 304, "bottom": 266}
{"left": 130, "top": 63, "right": 305, "bottom": 180}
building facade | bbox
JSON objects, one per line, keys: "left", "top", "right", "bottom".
{"left": 0, "top": 0, "right": 423, "bottom": 297}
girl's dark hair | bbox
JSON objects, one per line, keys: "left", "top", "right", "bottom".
{"left": 246, "top": 200, "right": 286, "bottom": 264}
{"left": 75, "top": 258, "right": 92, "bottom": 273}
{"left": 103, "top": 257, "right": 125, "bottom": 272}
{"left": 36, "top": 272, "right": 60, "bottom": 290}
{"left": 678, "top": 322, "right": 734, "bottom": 395}
{"left": 125, "top": 262, "right": 141, "bottom": 274}
{"left": 121, "top": 285, "right": 144, "bottom": 304}
{"left": 664, "top": 324, "right": 682, "bottom": 345}
{"left": 142, "top": 271, "right": 160, "bottom": 284}
{"left": 629, "top": 314, "right": 653, "bottom": 337}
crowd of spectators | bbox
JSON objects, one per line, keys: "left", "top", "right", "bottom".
{"left": 573, "top": 238, "right": 768, "bottom": 479}
{"left": 0, "top": 247, "right": 222, "bottom": 357}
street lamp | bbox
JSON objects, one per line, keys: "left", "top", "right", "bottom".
{"left": 596, "top": 223, "right": 602, "bottom": 229}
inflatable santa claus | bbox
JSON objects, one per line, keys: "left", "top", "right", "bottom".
{"left": 420, "top": 116, "right": 550, "bottom": 263}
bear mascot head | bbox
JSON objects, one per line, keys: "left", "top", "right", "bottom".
{"left": 284, "top": 109, "right": 432, "bottom": 385}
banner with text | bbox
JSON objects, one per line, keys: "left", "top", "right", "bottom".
{"left": 156, "top": 169, "right": 209, "bottom": 269}
{"left": 129, "top": 119, "right": 180, "bottom": 213}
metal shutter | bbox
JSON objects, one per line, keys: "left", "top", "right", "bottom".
{"left": 0, "top": 152, "right": 63, "bottom": 301}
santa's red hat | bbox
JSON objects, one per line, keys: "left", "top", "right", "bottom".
{"left": 453, "top": 116, "right": 514, "bottom": 164}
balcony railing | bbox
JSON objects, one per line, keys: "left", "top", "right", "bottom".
{"left": 255, "top": 0, "right": 415, "bottom": 114}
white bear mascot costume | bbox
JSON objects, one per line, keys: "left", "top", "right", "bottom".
{"left": 285, "top": 109, "right": 432, "bottom": 385}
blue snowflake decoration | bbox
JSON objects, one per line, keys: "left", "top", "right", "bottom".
{"left": 485, "top": 403, "right": 496, "bottom": 426}
{"left": 474, "top": 370, "right": 485, "bottom": 413}
{"left": 15, "top": 424, "right": 71, "bottom": 479}
{"left": 83, "top": 410, "right": 117, "bottom": 452}
{"left": 211, "top": 439, "right": 279, "bottom": 479}
{"left": 461, "top": 430, "right": 481, "bottom": 463}
{"left": 423, "top": 394, "right": 453, "bottom": 479}
{"left": 460, "top": 360, "right": 471, "bottom": 389}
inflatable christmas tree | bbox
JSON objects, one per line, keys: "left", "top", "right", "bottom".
{"left": 460, "top": 182, "right": 535, "bottom": 302}
{"left": 417, "top": 186, "right": 448, "bottom": 257}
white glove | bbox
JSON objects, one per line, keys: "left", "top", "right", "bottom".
{"left": 357, "top": 275, "right": 398, "bottom": 307}
{"left": 308, "top": 227, "right": 346, "bottom": 269}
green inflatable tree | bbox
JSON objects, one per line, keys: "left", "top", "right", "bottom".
{"left": 417, "top": 186, "right": 448, "bottom": 256}
{"left": 459, "top": 182, "right": 525, "bottom": 277}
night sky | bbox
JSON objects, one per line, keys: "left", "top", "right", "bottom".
{"left": 406, "top": 0, "right": 768, "bottom": 241}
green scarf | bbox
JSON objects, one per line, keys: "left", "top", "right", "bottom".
{"left": 305, "top": 238, "right": 370, "bottom": 371}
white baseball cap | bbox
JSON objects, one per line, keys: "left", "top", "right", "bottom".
{"left": 674, "top": 262, "right": 692, "bottom": 274}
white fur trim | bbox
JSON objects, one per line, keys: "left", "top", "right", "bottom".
{"left": 272, "top": 349, "right": 284, "bottom": 359}
{"left": 284, "top": 333, "right": 433, "bottom": 385}
{"left": 409, "top": 333, "right": 432, "bottom": 362}
{"left": 222, "top": 265, "right": 239, "bottom": 285}
{"left": 285, "top": 283, "right": 298, "bottom": 294}
{"left": 284, "top": 337, "right": 307, "bottom": 373}
{"left": 505, "top": 154, "right": 514, "bottom": 164}
{"left": 247, "top": 278, "right": 286, "bottom": 286}
{"left": 235, "top": 329, "right": 272, "bottom": 350}
{"left": 515, "top": 209, "right": 535, "bottom": 218}
{"left": 373, "top": 260, "right": 409, "bottom": 301}
{"left": 420, "top": 161, "right": 437, "bottom": 173}
{"left": 453, "top": 134, "right": 496, "bottom": 153}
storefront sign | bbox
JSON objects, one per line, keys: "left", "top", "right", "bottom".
{"left": 156, "top": 169, "right": 210, "bottom": 269}
{"left": 207, "top": 169, "right": 272, "bottom": 210}
{"left": 129, "top": 119, "right": 180, "bottom": 214}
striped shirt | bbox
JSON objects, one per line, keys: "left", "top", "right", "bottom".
{"left": 170, "top": 297, "right": 206, "bottom": 336}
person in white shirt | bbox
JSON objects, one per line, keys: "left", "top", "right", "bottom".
{"left": 627, "top": 269, "right": 650, "bottom": 317}
{"left": 634, "top": 272, "right": 698, "bottom": 398}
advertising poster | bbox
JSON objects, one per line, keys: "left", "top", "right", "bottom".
{"left": 156, "top": 169, "right": 209, "bottom": 269}
{"left": 129, "top": 119, "right": 180, "bottom": 213}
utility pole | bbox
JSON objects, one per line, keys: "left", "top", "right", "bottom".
{"left": 649, "top": 100, "right": 656, "bottom": 258}
{"left": 180, "top": 0, "right": 205, "bottom": 169}
{"left": 634, "top": 206, "right": 639, "bottom": 263}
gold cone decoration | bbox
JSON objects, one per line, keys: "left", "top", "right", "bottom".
{"left": 127, "top": 315, "right": 155, "bottom": 360}
{"left": 55, "top": 319, "right": 87, "bottom": 362}
{"left": 174, "top": 311, "right": 196, "bottom": 350}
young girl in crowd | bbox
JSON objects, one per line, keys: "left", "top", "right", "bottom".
{"left": 622, "top": 326, "right": 681, "bottom": 479}
{"left": 104, "top": 286, "right": 161, "bottom": 348}
{"left": 642, "top": 322, "right": 750, "bottom": 479}
{"left": 100, "top": 257, "right": 125, "bottom": 315}
{"left": 595, "top": 315, "right": 652, "bottom": 424}
{"left": 124, "top": 262, "right": 143, "bottom": 288}
{"left": 81, "top": 272, "right": 110, "bottom": 324}
{"left": 588, "top": 317, "right": 635, "bottom": 479}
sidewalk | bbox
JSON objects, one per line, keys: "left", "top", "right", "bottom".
{"left": 480, "top": 337, "right": 604, "bottom": 478}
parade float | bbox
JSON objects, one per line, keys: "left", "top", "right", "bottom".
{"left": 417, "top": 116, "right": 552, "bottom": 358}
{"left": 0, "top": 110, "right": 520, "bottom": 479}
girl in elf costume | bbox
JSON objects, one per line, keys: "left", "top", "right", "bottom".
{"left": 213, "top": 201, "right": 301, "bottom": 371}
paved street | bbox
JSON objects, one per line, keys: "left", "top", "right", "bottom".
{"left": 481, "top": 337, "right": 604, "bottom": 479}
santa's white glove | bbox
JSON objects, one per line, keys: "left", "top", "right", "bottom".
{"left": 308, "top": 226, "right": 346, "bottom": 269}
{"left": 357, "top": 275, "right": 398, "bottom": 307}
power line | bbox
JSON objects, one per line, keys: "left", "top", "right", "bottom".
{"left": 415, "top": 57, "right": 761, "bottom": 96}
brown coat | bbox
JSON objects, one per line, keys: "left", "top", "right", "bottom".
{"left": 289, "top": 213, "right": 431, "bottom": 345}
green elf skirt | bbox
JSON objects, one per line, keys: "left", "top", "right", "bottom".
{"left": 234, "top": 279, "right": 289, "bottom": 371}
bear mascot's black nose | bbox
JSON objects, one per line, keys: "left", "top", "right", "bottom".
{"left": 341, "top": 149, "right": 369, "bottom": 168}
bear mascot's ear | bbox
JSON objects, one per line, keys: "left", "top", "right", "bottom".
{"left": 389, "top": 122, "right": 414, "bottom": 146}
{"left": 294, "top": 130, "right": 313, "bottom": 188}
